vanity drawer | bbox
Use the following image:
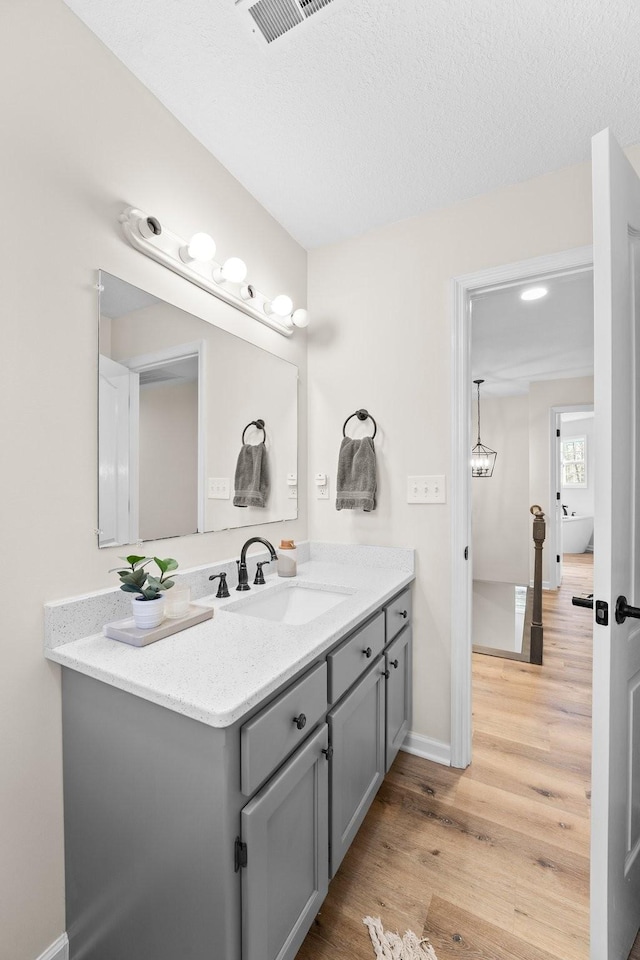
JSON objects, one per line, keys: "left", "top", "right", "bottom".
{"left": 385, "top": 588, "right": 411, "bottom": 643}
{"left": 241, "top": 661, "right": 327, "bottom": 797}
{"left": 327, "top": 611, "right": 385, "bottom": 705}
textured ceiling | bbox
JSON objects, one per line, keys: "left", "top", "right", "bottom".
{"left": 471, "top": 271, "right": 594, "bottom": 397}
{"left": 62, "top": 0, "right": 640, "bottom": 248}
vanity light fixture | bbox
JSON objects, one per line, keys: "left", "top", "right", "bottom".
{"left": 471, "top": 379, "right": 497, "bottom": 478}
{"left": 118, "top": 207, "right": 309, "bottom": 337}
{"left": 520, "top": 285, "right": 548, "bottom": 301}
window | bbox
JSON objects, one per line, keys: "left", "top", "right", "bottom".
{"left": 561, "top": 435, "right": 587, "bottom": 487}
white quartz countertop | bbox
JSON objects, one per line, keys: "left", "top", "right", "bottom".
{"left": 45, "top": 558, "right": 413, "bottom": 728}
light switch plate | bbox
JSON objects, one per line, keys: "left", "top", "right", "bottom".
{"left": 407, "top": 475, "right": 446, "bottom": 504}
{"left": 208, "top": 477, "right": 230, "bottom": 500}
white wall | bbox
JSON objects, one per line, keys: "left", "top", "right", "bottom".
{"left": 0, "top": 3, "right": 307, "bottom": 958}
{"left": 307, "top": 157, "right": 640, "bottom": 750}
{"left": 472, "top": 395, "right": 530, "bottom": 584}
{"left": 138, "top": 380, "right": 199, "bottom": 540}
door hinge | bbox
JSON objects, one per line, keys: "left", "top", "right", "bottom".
{"left": 464, "top": 546, "right": 468, "bottom": 560}
{"left": 557, "top": 555, "right": 560, "bottom": 563}
{"left": 595, "top": 600, "right": 609, "bottom": 626}
{"left": 556, "top": 492, "right": 561, "bottom": 500}
{"left": 557, "top": 428, "right": 561, "bottom": 437}
{"left": 234, "top": 837, "right": 247, "bottom": 872}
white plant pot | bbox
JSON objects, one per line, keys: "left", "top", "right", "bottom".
{"left": 131, "top": 595, "right": 165, "bottom": 629}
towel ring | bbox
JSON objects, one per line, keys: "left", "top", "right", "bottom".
{"left": 242, "top": 419, "right": 266, "bottom": 444}
{"left": 342, "top": 409, "right": 377, "bottom": 439}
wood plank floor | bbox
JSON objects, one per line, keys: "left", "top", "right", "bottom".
{"left": 295, "top": 555, "right": 597, "bottom": 960}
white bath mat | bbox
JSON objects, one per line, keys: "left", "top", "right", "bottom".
{"left": 363, "top": 916, "right": 438, "bottom": 960}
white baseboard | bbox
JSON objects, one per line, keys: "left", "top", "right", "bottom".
{"left": 401, "top": 731, "right": 451, "bottom": 766}
{"left": 36, "top": 934, "right": 68, "bottom": 960}
{"left": 529, "top": 579, "right": 552, "bottom": 590}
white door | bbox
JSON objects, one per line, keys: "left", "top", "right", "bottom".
{"left": 591, "top": 128, "right": 640, "bottom": 959}
{"left": 98, "top": 355, "right": 139, "bottom": 547}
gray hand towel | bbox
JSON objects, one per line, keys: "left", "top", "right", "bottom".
{"left": 336, "top": 436, "right": 377, "bottom": 511}
{"left": 233, "top": 442, "right": 270, "bottom": 508}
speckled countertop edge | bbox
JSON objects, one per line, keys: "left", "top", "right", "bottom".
{"left": 45, "top": 545, "right": 414, "bottom": 729}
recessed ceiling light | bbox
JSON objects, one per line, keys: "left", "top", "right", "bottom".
{"left": 520, "top": 286, "right": 548, "bottom": 301}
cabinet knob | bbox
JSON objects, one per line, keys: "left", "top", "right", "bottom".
{"left": 390, "top": 659, "right": 399, "bottom": 669}
{"left": 293, "top": 713, "right": 307, "bottom": 730}
{"left": 397, "top": 610, "right": 408, "bottom": 619}
{"left": 363, "top": 646, "right": 373, "bottom": 658}
{"left": 382, "top": 669, "right": 390, "bottom": 679}
{"left": 322, "top": 745, "right": 333, "bottom": 760}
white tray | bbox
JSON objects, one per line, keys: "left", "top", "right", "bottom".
{"left": 103, "top": 604, "right": 214, "bottom": 647}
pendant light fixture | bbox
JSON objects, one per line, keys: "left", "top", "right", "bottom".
{"left": 471, "top": 379, "right": 497, "bottom": 477}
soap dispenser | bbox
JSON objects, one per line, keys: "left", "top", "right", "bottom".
{"left": 277, "top": 540, "right": 297, "bottom": 578}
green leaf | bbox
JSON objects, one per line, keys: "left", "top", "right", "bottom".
{"left": 124, "top": 554, "right": 148, "bottom": 566}
{"left": 120, "top": 583, "right": 142, "bottom": 594}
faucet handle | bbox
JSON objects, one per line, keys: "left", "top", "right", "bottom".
{"left": 254, "top": 561, "right": 271, "bottom": 585}
{"left": 209, "top": 572, "right": 230, "bottom": 598}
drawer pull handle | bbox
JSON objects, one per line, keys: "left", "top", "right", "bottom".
{"left": 390, "top": 659, "right": 399, "bottom": 669}
{"left": 382, "top": 669, "right": 390, "bottom": 679}
{"left": 322, "top": 745, "right": 333, "bottom": 760}
{"left": 364, "top": 646, "right": 373, "bottom": 658}
{"left": 397, "top": 610, "right": 408, "bottom": 619}
{"left": 293, "top": 713, "right": 307, "bottom": 730}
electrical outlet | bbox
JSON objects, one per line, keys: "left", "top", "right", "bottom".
{"left": 315, "top": 473, "right": 330, "bottom": 499}
{"left": 208, "top": 477, "right": 230, "bottom": 499}
{"left": 287, "top": 473, "right": 298, "bottom": 499}
{"left": 407, "top": 475, "right": 446, "bottom": 504}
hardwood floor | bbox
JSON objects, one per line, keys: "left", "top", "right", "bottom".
{"left": 295, "top": 555, "right": 596, "bottom": 960}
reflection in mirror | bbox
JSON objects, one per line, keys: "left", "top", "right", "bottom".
{"left": 98, "top": 272, "right": 298, "bottom": 547}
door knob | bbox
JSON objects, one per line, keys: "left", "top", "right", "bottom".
{"left": 616, "top": 596, "right": 640, "bottom": 624}
{"left": 293, "top": 714, "right": 307, "bottom": 730}
{"left": 571, "top": 594, "right": 593, "bottom": 609}
{"left": 363, "top": 646, "right": 372, "bottom": 658}
{"left": 390, "top": 659, "right": 399, "bottom": 669}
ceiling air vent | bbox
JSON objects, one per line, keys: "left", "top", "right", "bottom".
{"left": 238, "top": 0, "right": 337, "bottom": 44}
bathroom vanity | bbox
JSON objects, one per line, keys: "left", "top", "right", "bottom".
{"left": 47, "top": 544, "right": 413, "bottom": 960}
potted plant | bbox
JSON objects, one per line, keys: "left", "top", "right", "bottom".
{"left": 111, "top": 555, "right": 178, "bottom": 629}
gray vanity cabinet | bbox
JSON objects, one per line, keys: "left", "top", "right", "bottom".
{"left": 327, "top": 661, "right": 386, "bottom": 876}
{"left": 241, "top": 724, "right": 329, "bottom": 960}
{"left": 60, "top": 584, "right": 413, "bottom": 960}
{"left": 385, "top": 625, "right": 412, "bottom": 771}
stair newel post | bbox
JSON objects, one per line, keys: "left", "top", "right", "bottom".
{"left": 530, "top": 504, "right": 546, "bottom": 665}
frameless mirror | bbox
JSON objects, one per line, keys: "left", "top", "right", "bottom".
{"left": 98, "top": 271, "right": 298, "bottom": 547}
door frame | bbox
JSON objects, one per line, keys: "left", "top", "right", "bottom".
{"left": 449, "top": 245, "right": 593, "bottom": 768}
{"left": 124, "top": 340, "right": 206, "bottom": 535}
{"left": 550, "top": 403, "right": 595, "bottom": 590}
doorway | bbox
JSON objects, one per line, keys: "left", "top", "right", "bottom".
{"left": 450, "top": 245, "right": 593, "bottom": 768}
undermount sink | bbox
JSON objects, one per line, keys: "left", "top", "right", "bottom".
{"left": 226, "top": 583, "right": 353, "bottom": 625}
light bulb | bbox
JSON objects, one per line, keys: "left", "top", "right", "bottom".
{"left": 520, "top": 286, "right": 548, "bottom": 301}
{"left": 266, "top": 294, "right": 293, "bottom": 318}
{"left": 180, "top": 232, "right": 216, "bottom": 263}
{"left": 292, "top": 308, "right": 309, "bottom": 328}
{"left": 214, "top": 257, "right": 248, "bottom": 284}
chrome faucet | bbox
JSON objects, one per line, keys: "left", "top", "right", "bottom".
{"left": 236, "top": 537, "right": 278, "bottom": 591}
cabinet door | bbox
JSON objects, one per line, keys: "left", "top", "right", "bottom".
{"left": 241, "top": 724, "right": 329, "bottom": 960}
{"left": 328, "top": 661, "right": 386, "bottom": 877}
{"left": 386, "top": 626, "right": 412, "bottom": 771}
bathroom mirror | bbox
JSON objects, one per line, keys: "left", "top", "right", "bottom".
{"left": 98, "top": 271, "right": 298, "bottom": 547}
